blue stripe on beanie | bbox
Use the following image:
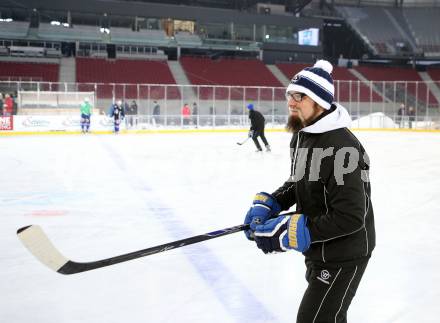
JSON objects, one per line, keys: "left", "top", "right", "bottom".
{"left": 294, "top": 76, "right": 333, "bottom": 105}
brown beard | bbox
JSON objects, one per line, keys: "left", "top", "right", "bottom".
{"left": 286, "top": 114, "right": 304, "bottom": 133}
{"left": 286, "top": 103, "right": 323, "bottom": 133}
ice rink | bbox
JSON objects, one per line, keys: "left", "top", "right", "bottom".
{"left": 1, "top": 130, "right": 440, "bottom": 323}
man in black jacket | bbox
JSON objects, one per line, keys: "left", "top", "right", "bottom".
{"left": 247, "top": 103, "right": 271, "bottom": 152}
{"left": 244, "top": 60, "right": 375, "bottom": 322}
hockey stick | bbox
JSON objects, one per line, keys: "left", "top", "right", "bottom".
{"left": 17, "top": 223, "right": 250, "bottom": 275}
{"left": 236, "top": 136, "right": 250, "bottom": 145}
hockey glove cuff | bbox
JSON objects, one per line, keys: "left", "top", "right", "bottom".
{"left": 244, "top": 192, "right": 281, "bottom": 240}
{"left": 254, "top": 214, "right": 311, "bottom": 253}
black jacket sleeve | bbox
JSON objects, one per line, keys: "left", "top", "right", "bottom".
{"left": 272, "top": 180, "right": 296, "bottom": 211}
{"left": 272, "top": 133, "right": 297, "bottom": 211}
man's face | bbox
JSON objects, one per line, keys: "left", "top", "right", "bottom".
{"left": 285, "top": 92, "right": 324, "bottom": 132}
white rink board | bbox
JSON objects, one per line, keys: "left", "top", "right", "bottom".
{"left": 12, "top": 115, "right": 125, "bottom": 132}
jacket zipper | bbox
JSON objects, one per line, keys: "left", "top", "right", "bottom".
{"left": 291, "top": 132, "right": 302, "bottom": 215}
{"left": 322, "top": 185, "right": 328, "bottom": 263}
{"left": 291, "top": 132, "right": 301, "bottom": 180}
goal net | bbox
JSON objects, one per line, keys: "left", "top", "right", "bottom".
{"left": 18, "top": 91, "right": 96, "bottom": 115}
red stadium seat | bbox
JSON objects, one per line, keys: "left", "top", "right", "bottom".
{"left": 355, "top": 66, "right": 438, "bottom": 106}
{"left": 0, "top": 61, "right": 59, "bottom": 82}
{"left": 76, "top": 58, "right": 179, "bottom": 99}
{"left": 180, "top": 57, "right": 283, "bottom": 100}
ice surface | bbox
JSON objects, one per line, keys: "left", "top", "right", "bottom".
{"left": 1, "top": 131, "right": 440, "bottom": 323}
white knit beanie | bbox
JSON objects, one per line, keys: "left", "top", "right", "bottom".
{"left": 286, "top": 60, "right": 334, "bottom": 110}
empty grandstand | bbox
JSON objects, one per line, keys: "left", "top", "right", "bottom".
{"left": 0, "top": 0, "right": 440, "bottom": 130}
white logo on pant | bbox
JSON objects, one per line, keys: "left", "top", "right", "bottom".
{"left": 317, "top": 270, "right": 331, "bottom": 284}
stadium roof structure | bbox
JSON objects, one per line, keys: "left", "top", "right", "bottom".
{"left": 2, "top": 0, "right": 440, "bottom": 22}
{"left": 1, "top": 0, "right": 308, "bottom": 11}
{"left": 1, "top": 0, "right": 309, "bottom": 12}
{"left": 0, "top": 0, "right": 321, "bottom": 28}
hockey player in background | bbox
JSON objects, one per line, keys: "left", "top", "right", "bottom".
{"left": 244, "top": 60, "right": 375, "bottom": 322}
{"left": 80, "top": 97, "right": 92, "bottom": 133}
{"left": 109, "top": 100, "right": 125, "bottom": 134}
{"left": 247, "top": 103, "right": 271, "bottom": 152}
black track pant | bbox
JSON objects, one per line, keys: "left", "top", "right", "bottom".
{"left": 297, "top": 258, "right": 369, "bottom": 323}
{"left": 252, "top": 129, "right": 269, "bottom": 150}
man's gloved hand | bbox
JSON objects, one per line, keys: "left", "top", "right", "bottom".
{"left": 254, "top": 214, "right": 311, "bottom": 254}
{"left": 248, "top": 130, "right": 255, "bottom": 138}
{"left": 244, "top": 192, "right": 281, "bottom": 240}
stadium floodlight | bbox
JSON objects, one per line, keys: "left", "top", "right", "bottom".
{"left": 0, "top": 18, "right": 13, "bottom": 22}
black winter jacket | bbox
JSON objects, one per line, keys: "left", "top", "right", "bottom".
{"left": 272, "top": 104, "right": 375, "bottom": 265}
{"left": 249, "top": 110, "right": 265, "bottom": 131}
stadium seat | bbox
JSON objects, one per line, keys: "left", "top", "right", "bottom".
{"left": 0, "top": 61, "right": 59, "bottom": 82}
{"left": 180, "top": 56, "right": 283, "bottom": 100}
{"left": 76, "top": 57, "right": 179, "bottom": 99}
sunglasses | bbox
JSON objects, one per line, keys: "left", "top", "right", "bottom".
{"left": 286, "top": 92, "right": 306, "bottom": 102}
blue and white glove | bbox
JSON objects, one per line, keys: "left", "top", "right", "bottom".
{"left": 254, "top": 214, "right": 311, "bottom": 253}
{"left": 248, "top": 130, "right": 255, "bottom": 138}
{"left": 244, "top": 192, "right": 281, "bottom": 240}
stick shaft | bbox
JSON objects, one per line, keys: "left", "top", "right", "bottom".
{"left": 17, "top": 223, "right": 250, "bottom": 275}
{"left": 18, "top": 211, "right": 296, "bottom": 275}
{"left": 59, "top": 223, "right": 249, "bottom": 274}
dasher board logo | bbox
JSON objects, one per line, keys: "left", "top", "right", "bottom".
{"left": 22, "top": 117, "right": 50, "bottom": 128}
{"left": 62, "top": 117, "right": 81, "bottom": 127}
{"left": 0, "top": 116, "right": 13, "bottom": 130}
{"left": 99, "top": 117, "right": 116, "bottom": 126}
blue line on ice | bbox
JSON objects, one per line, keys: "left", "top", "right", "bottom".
{"left": 100, "top": 138, "right": 277, "bottom": 322}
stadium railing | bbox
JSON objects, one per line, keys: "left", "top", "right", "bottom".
{"left": 1, "top": 80, "right": 439, "bottom": 130}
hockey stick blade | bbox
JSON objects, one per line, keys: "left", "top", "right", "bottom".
{"left": 17, "top": 223, "right": 250, "bottom": 275}
{"left": 236, "top": 137, "right": 250, "bottom": 145}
